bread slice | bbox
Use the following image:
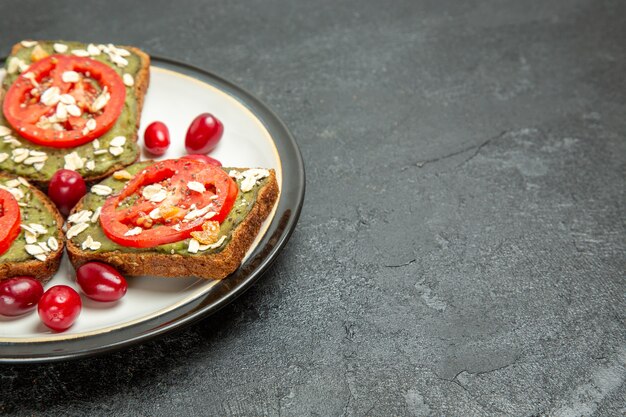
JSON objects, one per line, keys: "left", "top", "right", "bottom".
{"left": 0, "top": 175, "right": 65, "bottom": 283}
{"left": 66, "top": 163, "right": 279, "bottom": 280}
{"left": 0, "top": 40, "right": 150, "bottom": 188}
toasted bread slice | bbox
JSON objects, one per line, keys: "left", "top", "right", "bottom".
{"left": 0, "top": 40, "right": 150, "bottom": 187}
{"left": 66, "top": 163, "right": 279, "bottom": 280}
{"left": 0, "top": 175, "right": 65, "bottom": 283}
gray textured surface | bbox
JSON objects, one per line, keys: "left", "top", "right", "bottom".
{"left": 1, "top": 0, "right": 625, "bottom": 415}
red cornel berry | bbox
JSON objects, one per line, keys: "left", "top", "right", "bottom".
{"left": 185, "top": 113, "right": 223, "bottom": 154}
{"left": 76, "top": 262, "right": 127, "bottom": 302}
{"left": 144, "top": 121, "right": 170, "bottom": 156}
{"left": 0, "top": 276, "right": 44, "bottom": 316}
{"left": 48, "top": 169, "right": 87, "bottom": 217}
{"left": 38, "top": 285, "right": 82, "bottom": 331}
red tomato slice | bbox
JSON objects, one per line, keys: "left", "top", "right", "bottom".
{"left": 100, "top": 159, "right": 238, "bottom": 248}
{"left": 2, "top": 55, "right": 125, "bottom": 148}
{"left": 0, "top": 189, "right": 22, "bottom": 256}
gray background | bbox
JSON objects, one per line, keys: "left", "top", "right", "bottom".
{"left": 1, "top": 0, "right": 625, "bottom": 415}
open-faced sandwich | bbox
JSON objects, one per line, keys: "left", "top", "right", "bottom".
{"left": 67, "top": 158, "right": 279, "bottom": 280}
{"left": 0, "top": 40, "right": 149, "bottom": 187}
{"left": 0, "top": 174, "right": 65, "bottom": 282}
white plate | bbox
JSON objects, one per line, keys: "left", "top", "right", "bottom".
{"left": 0, "top": 57, "right": 304, "bottom": 361}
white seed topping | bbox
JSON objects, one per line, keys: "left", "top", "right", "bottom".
{"left": 86, "top": 118, "right": 97, "bottom": 132}
{"left": 4, "top": 179, "right": 20, "bottom": 188}
{"left": 29, "top": 223, "right": 48, "bottom": 235}
{"left": 187, "top": 181, "right": 206, "bottom": 193}
{"left": 65, "top": 104, "right": 82, "bottom": 117}
{"left": 40, "top": 86, "right": 61, "bottom": 106}
{"left": 7, "top": 57, "right": 23, "bottom": 75}
{"left": 0, "top": 153, "right": 8, "bottom": 163}
{"left": 0, "top": 126, "right": 11, "bottom": 136}
{"left": 148, "top": 189, "right": 167, "bottom": 203}
{"left": 12, "top": 148, "right": 29, "bottom": 163}
{"left": 109, "top": 146, "right": 124, "bottom": 156}
{"left": 56, "top": 103, "right": 68, "bottom": 121}
{"left": 110, "top": 54, "right": 128, "bottom": 67}
{"left": 29, "top": 150, "right": 46, "bottom": 157}
{"left": 187, "top": 238, "right": 200, "bottom": 254}
{"left": 17, "top": 177, "right": 29, "bottom": 187}
{"left": 47, "top": 237, "right": 59, "bottom": 251}
{"left": 68, "top": 209, "right": 93, "bottom": 224}
{"left": 81, "top": 235, "right": 93, "bottom": 250}
{"left": 23, "top": 155, "right": 47, "bottom": 165}
{"left": 110, "top": 136, "right": 126, "bottom": 147}
{"left": 87, "top": 43, "right": 101, "bottom": 56}
{"left": 124, "top": 227, "right": 142, "bottom": 236}
{"left": 228, "top": 170, "right": 244, "bottom": 180}
{"left": 21, "top": 40, "right": 38, "bottom": 48}
{"left": 25, "top": 232, "right": 37, "bottom": 244}
{"left": 33, "top": 162, "right": 45, "bottom": 171}
{"left": 4, "top": 136, "right": 21, "bottom": 147}
{"left": 59, "top": 93, "right": 76, "bottom": 105}
{"left": 239, "top": 169, "right": 270, "bottom": 192}
{"left": 94, "top": 149, "right": 109, "bottom": 155}
{"left": 64, "top": 151, "right": 85, "bottom": 170}
{"left": 91, "top": 89, "right": 111, "bottom": 112}
{"left": 91, "top": 207, "right": 102, "bottom": 223}
{"left": 91, "top": 184, "right": 113, "bottom": 196}
{"left": 86, "top": 160, "right": 95, "bottom": 171}
{"left": 71, "top": 49, "right": 90, "bottom": 57}
{"left": 20, "top": 224, "right": 37, "bottom": 235}
{"left": 61, "top": 71, "right": 80, "bottom": 83}
{"left": 93, "top": 138, "right": 100, "bottom": 149}
{"left": 53, "top": 43, "right": 68, "bottom": 53}
{"left": 24, "top": 244, "right": 44, "bottom": 256}
{"left": 115, "top": 47, "right": 131, "bottom": 57}
{"left": 34, "top": 254, "right": 47, "bottom": 262}
{"left": 184, "top": 205, "right": 213, "bottom": 221}
{"left": 22, "top": 72, "right": 38, "bottom": 87}
{"left": 123, "top": 73, "right": 134, "bottom": 87}
{"left": 66, "top": 222, "right": 89, "bottom": 239}
{"left": 148, "top": 207, "right": 161, "bottom": 219}
{"left": 141, "top": 184, "right": 164, "bottom": 200}
{"left": 37, "top": 241, "right": 51, "bottom": 253}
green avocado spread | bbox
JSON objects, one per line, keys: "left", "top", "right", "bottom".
{"left": 0, "top": 40, "right": 142, "bottom": 181}
{"left": 0, "top": 177, "right": 59, "bottom": 262}
{"left": 70, "top": 162, "right": 270, "bottom": 256}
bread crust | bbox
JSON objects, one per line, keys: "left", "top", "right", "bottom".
{"left": 0, "top": 176, "right": 65, "bottom": 284}
{"left": 67, "top": 170, "right": 279, "bottom": 280}
{"left": 4, "top": 42, "right": 150, "bottom": 188}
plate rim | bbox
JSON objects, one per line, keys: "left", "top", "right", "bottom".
{"left": 0, "top": 54, "right": 305, "bottom": 363}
